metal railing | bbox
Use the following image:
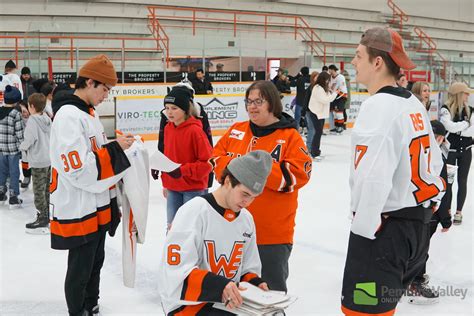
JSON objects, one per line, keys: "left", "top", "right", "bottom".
{"left": 147, "top": 7, "right": 170, "bottom": 67}
{"left": 387, "top": 0, "right": 409, "bottom": 32}
{"left": 146, "top": 5, "right": 327, "bottom": 63}
{"left": 413, "top": 26, "right": 437, "bottom": 53}
{"left": 385, "top": 0, "right": 465, "bottom": 86}
{"left": 0, "top": 35, "right": 161, "bottom": 68}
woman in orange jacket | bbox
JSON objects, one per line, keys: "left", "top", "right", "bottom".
{"left": 212, "top": 80, "right": 312, "bottom": 292}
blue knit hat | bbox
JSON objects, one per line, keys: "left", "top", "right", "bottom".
{"left": 4, "top": 85, "right": 22, "bottom": 104}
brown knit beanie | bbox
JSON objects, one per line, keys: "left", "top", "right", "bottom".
{"left": 79, "top": 54, "right": 118, "bottom": 86}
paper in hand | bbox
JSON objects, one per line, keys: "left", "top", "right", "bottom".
{"left": 149, "top": 151, "right": 181, "bottom": 172}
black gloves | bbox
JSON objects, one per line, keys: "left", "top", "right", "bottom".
{"left": 152, "top": 167, "right": 182, "bottom": 179}
{"left": 165, "top": 167, "right": 182, "bottom": 179}
{"left": 151, "top": 169, "right": 160, "bottom": 180}
{"left": 108, "top": 197, "right": 121, "bottom": 237}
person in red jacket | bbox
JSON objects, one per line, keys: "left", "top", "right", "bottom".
{"left": 212, "top": 80, "right": 312, "bottom": 292}
{"left": 161, "top": 88, "right": 213, "bottom": 230}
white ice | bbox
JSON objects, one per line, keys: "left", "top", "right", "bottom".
{"left": 1, "top": 131, "right": 473, "bottom": 315}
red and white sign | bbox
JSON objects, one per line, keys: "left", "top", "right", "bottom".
{"left": 406, "top": 70, "right": 431, "bottom": 82}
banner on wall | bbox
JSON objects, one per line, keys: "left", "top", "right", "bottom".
{"left": 115, "top": 96, "right": 163, "bottom": 135}
{"left": 114, "top": 87, "right": 447, "bottom": 139}
{"left": 121, "top": 72, "right": 164, "bottom": 83}
{"left": 115, "top": 92, "right": 297, "bottom": 136}
{"left": 207, "top": 72, "right": 239, "bottom": 82}
{"left": 41, "top": 72, "right": 76, "bottom": 84}
{"left": 100, "top": 83, "right": 254, "bottom": 116}
{"left": 206, "top": 71, "right": 266, "bottom": 82}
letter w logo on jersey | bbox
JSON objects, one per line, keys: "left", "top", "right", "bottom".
{"left": 205, "top": 240, "right": 244, "bottom": 279}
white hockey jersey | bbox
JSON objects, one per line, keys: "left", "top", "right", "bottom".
{"left": 158, "top": 194, "right": 264, "bottom": 315}
{"left": 50, "top": 96, "right": 130, "bottom": 249}
{"left": 120, "top": 137, "right": 150, "bottom": 288}
{"left": 350, "top": 86, "right": 445, "bottom": 240}
{"left": 330, "top": 73, "right": 347, "bottom": 98}
{"left": 0, "top": 73, "right": 23, "bottom": 105}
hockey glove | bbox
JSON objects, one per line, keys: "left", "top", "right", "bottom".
{"left": 151, "top": 169, "right": 160, "bottom": 180}
{"left": 165, "top": 167, "right": 182, "bottom": 179}
{"left": 108, "top": 197, "right": 122, "bottom": 237}
{"left": 440, "top": 216, "right": 452, "bottom": 230}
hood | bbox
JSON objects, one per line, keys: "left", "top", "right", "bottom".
{"left": 0, "top": 107, "right": 15, "bottom": 120}
{"left": 250, "top": 112, "right": 297, "bottom": 137}
{"left": 30, "top": 113, "right": 51, "bottom": 132}
{"left": 167, "top": 115, "right": 203, "bottom": 130}
{"left": 21, "top": 76, "right": 33, "bottom": 84}
{"left": 52, "top": 91, "right": 92, "bottom": 116}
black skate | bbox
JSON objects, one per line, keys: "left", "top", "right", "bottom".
{"left": 0, "top": 191, "right": 6, "bottom": 205}
{"left": 406, "top": 280, "right": 439, "bottom": 305}
{"left": 20, "top": 176, "right": 31, "bottom": 190}
{"left": 25, "top": 214, "right": 50, "bottom": 235}
{"left": 81, "top": 305, "right": 101, "bottom": 316}
{"left": 9, "top": 196, "right": 23, "bottom": 209}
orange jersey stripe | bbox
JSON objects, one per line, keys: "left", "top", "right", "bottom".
{"left": 95, "top": 148, "right": 115, "bottom": 180}
{"left": 129, "top": 208, "right": 135, "bottom": 258}
{"left": 241, "top": 272, "right": 258, "bottom": 283}
{"left": 184, "top": 269, "right": 208, "bottom": 301}
{"left": 341, "top": 305, "right": 395, "bottom": 316}
{"left": 97, "top": 207, "right": 111, "bottom": 225}
{"left": 51, "top": 216, "right": 98, "bottom": 237}
{"left": 174, "top": 303, "right": 206, "bottom": 316}
{"left": 51, "top": 208, "right": 110, "bottom": 238}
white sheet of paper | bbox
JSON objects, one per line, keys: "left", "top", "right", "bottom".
{"left": 238, "top": 282, "right": 290, "bottom": 307}
{"left": 149, "top": 151, "right": 181, "bottom": 172}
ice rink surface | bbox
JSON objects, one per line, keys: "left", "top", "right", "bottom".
{"left": 1, "top": 131, "right": 472, "bottom": 315}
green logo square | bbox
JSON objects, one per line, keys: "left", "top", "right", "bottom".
{"left": 354, "top": 282, "right": 378, "bottom": 306}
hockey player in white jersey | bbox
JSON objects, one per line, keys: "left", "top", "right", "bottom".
{"left": 341, "top": 27, "right": 446, "bottom": 316}
{"left": 0, "top": 60, "right": 23, "bottom": 105}
{"left": 50, "top": 54, "right": 135, "bottom": 316}
{"left": 158, "top": 150, "right": 273, "bottom": 315}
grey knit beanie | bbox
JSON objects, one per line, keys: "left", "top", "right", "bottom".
{"left": 227, "top": 150, "right": 273, "bottom": 195}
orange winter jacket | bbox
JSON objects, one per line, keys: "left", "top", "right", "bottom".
{"left": 212, "top": 114, "right": 312, "bottom": 245}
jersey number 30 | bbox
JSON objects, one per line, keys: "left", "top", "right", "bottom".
{"left": 61, "top": 151, "right": 82, "bottom": 172}
{"left": 409, "top": 135, "right": 439, "bottom": 204}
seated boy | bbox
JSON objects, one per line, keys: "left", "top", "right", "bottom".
{"left": 158, "top": 150, "right": 273, "bottom": 315}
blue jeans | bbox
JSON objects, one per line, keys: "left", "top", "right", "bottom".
{"left": 305, "top": 113, "right": 315, "bottom": 150}
{"left": 0, "top": 152, "right": 21, "bottom": 196}
{"left": 328, "top": 111, "right": 335, "bottom": 130}
{"left": 294, "top": 104, "right": 302, "bottom": 129}
{"left": 308, "top": 113, "right": 325, "bottom": 157}
{"left": 166, "top": 189, "right": 207, "bottom": 224}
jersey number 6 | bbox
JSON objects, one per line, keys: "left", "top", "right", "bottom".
{"left": 167, "top": 245, "right": 181, "bottom": 265}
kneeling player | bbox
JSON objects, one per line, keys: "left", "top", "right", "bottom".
{"left": 158, "top": 150, "right": 273, "bottom": 315}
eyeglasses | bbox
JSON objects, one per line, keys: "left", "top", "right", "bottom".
{"left": 244, "top": 98, "right": 266, "bottom": 106}
{"left": 102, "top": 84, "right": 112, "bottom": 92}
